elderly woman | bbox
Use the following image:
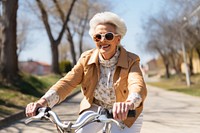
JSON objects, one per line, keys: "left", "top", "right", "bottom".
{"left": 26, "top": 12, "right": 147, "bottom": 133}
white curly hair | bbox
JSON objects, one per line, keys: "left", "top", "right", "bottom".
{"left": 89, "top": 12, "right": 127, "bottom": 39}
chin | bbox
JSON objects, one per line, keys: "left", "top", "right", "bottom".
{"left": 100, "top": 50, "right": 108, "bottom": 55}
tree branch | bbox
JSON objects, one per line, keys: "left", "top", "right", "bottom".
{"left": 53, "top": 0, "right": 77, "bottom": 45}
{"left": 36, "top": 0, "right": 54, "bottom": 44}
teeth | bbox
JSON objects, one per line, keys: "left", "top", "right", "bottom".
{"left": 101, "top": 44, "right": 110, "bottom": 48}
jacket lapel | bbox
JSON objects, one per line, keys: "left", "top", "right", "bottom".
{"left": 117, "top": 47, "right": 128, "bottom": 69}
{"left": 87, "top": 48, "right": 100, "bottom": 80}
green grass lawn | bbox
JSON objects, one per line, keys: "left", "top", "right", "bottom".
{"left": 147, "top": 74, "right": 200, "bottom": 97}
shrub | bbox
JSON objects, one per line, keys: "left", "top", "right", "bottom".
{"left": 59, "top": 60, "right": 72, "bottom": 73}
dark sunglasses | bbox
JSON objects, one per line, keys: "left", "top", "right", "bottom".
{"left": 93, "top": 32, "right": 119, "bottom": 42}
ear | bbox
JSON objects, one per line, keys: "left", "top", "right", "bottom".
{"left": 117, "top": 36, "right": 121, "bottom": 43}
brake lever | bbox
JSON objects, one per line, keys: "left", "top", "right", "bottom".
{"left": 24, "top": 107, "right": 51, "bottom": 124}
{"left": 96, "top": 115, "right": 126, "bottom": 129}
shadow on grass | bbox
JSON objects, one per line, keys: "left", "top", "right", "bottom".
{"left": 0, "top": 74, "right": 47, "bottom": 98}
{"left": 0, "top": 99, "right": 24, "bottom": 109}
{"left": 14, "top": 75, "right": 47, "bottom": 97}
{"left": 0, "top": 74, "right": 52, "bottom": 127}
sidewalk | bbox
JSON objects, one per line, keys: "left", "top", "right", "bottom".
{"left": 141, "top": 85, "right": 200, "bottom": 133}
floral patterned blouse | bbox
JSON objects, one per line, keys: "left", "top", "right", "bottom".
{"left": 93, "top": 48, "right": 120, "bottom": 109}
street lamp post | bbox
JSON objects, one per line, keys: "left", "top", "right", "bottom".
{"left": 180, "top": 4, "right": 200, "bottom": 86}
{"left": 180, "top": 27, "right": 191, "bottom": 86}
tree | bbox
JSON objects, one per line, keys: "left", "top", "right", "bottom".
{"left": 142, "top": 0, "right": 200, "bottom": 79}
{"left": 53, "top": 0, "right": 108, "bottom": 65}
{"left": 36, "top": 0, "right": 77, "bottom": 74}
{"left": 0, "top": 0, "right": 19, "bottom": 83}
{"left": 143, "top": 16, "right": 178, "bottom": 78}
{"left": 168, "top": 0, "right": 200, "bottom": 74}
{"left": 73, "top": 0, "right": 107, "bottom": 57}
{"left": 26, "top": 0, "right": 110, "bottom": 70}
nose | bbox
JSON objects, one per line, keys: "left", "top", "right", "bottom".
{"left": 100, "top": 35, "right": 106, "bottom": 42}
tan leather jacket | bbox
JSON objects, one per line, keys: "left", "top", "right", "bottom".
{"left": 50, "top": 46, "right": 147, "bottom": 127}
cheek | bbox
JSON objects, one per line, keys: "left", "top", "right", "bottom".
{"left": 112, "top": 43, "right": 118, "bottom": 49}
{"left": 112, "top": 39, "right": 120, "bottom": 47}
{"left": 95, "top": 42, "right": 100, "bottom": 48}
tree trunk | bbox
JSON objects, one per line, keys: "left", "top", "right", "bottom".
{"left": 0, "top": 0, "right": 19, "bottom": 83}
{"left": 51, "top": 43, "right": 59, "bottom": 74}
{"left": 164, "top": 62, "right": 170, "bottom": 79}
{"left": 78, "top": 10, "right": 89, "bottom": 57}
{"left": 156, "top": 47, "right": 170, "bottom": 78}
{"left": 66, "top": 26, "right": 76, "bottom": 66}
{"left": 196, "top": 46, "right": 200, "bottom": 61}
{"left": 188, "top": 49, "right": 194, "bottom": 75}
{"left": 37, "top": 0, "right": 77, "bottom": 73}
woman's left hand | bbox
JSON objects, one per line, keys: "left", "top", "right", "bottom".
{"left": 112, "top": 101, "right": 133, "bottom": 121}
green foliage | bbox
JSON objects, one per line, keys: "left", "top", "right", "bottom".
{"left": 59, "top": 60, "right": 72, "bottom": 73}
{"left": 37, "top": 74, "right": 61, "bottom": 87}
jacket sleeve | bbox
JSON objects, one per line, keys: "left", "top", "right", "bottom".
{"left": 127, "top": 56, "right": 147, "bottom": 108}
{"left": 49, "top": 57, "right": 85, "bottom": 103}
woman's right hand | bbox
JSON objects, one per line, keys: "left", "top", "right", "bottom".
{"left": 25, "top": 98, "right": 47, "bottom": 117}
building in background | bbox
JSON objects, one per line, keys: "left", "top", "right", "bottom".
{"left": 18, "top": 60, "right": 51, "bottom": 75}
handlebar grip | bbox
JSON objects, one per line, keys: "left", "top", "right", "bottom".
{"left": 98, "top": 108, "right": 136, "bottom": 118}
{"left": 36, "top": 107, "right": 51, "bottom": 115}
{"left": 107, "top": 110, "right": 136, "bottom": 118}
{"left": 127, "top": 110, "right": 136, "bottom": 117}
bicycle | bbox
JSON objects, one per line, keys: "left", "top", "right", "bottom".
{"left": 25, "top": 107, "right": 136, "bottom": 133}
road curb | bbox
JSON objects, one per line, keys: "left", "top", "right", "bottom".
{"left": 0, "top": 90, "right": 81, "bottom": 129}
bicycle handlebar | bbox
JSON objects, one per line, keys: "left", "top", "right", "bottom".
{"left": 25, "top": 107, "right": 136, "bottom": 132}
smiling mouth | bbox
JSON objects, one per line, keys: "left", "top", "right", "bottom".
{"left": 100, "top": 44, "right": 110, "bottom": 49}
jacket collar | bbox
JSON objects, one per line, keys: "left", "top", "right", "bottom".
{"left": 87, "top": 46, "right": 128, "bottom": 69}
{"left": 117, "top": 46, "right": 128, "bottom": 69}
{"left": 87, "top": 48, "right": 99, "bottom": 66}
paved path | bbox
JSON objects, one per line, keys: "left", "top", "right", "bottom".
{"left": 1, "top": 85, "right": 200, "bottom": 133}
{"left": 141, "top": 85, "right": 200, "bottom": 133}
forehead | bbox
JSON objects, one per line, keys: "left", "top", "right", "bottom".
{"left": 94, "top": 23, "right": 116, "bottom": 34}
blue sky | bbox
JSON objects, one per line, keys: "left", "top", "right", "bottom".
{"left": 19, "top": 0, "right": 166, "bottom": 65}
{"left": 111, "top": 0, "right": 165, "bottom": 64}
